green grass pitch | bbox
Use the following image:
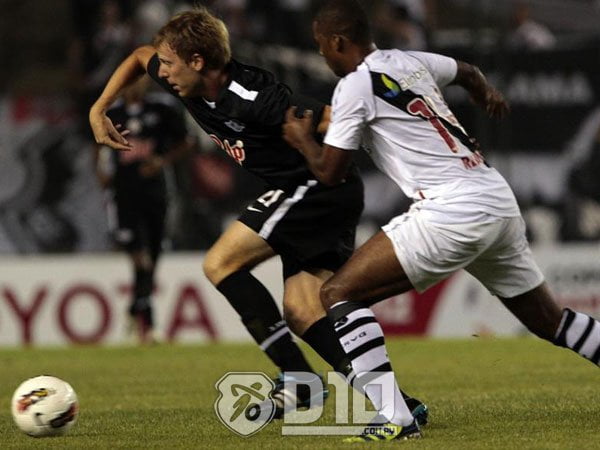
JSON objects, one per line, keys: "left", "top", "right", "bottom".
{"left": 1, "top": 337, "right": 598, "bottom": 449}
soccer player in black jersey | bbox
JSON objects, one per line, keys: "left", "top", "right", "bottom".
{"left": 89, "top": 8, "right": 427, "bottom": 423}
{"left": 95, "top": 75, "right": 194, "bottom": 343}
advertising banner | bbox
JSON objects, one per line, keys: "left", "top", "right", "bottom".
{"left": 0, "top": 245, "right": 598, "bottom": 346}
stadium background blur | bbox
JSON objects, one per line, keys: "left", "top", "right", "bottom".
{"left": 1, "top": 0, "right": 600, "bottom": 346}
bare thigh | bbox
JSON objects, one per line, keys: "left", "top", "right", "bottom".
{"left": 321, "top": 231, "right": 414, "bottom": 309}
{"left": 203, "top": 220, "right": 276, "bottom": 285}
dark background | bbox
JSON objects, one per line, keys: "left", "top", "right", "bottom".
{"left": 2, "top": 0, "right": 600, "bottom": 253}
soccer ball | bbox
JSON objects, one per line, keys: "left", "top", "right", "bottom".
{"left": 11, "top": 375, "right": 79, "bottom": 437}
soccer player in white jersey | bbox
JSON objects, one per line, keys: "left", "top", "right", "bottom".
{"left": 283, "top": 0, "right": 600, "bottom": 443}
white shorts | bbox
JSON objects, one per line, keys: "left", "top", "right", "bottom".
{"left": 382, "top": 209, "right": 544, "bottom": 298}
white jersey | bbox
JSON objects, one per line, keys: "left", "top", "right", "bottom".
{"left": 324, "top": 49, "right": 520, "bottom": 224}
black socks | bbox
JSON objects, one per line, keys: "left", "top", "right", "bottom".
{"left": 217, "top": 270, "right": 313, "bottom": 372}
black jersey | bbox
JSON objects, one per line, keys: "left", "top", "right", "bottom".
{"left": 147, "top": 54, "right": 329, "bottom": 191}
{"left": 107, "top": 94, "right": 188, "bottom": 193}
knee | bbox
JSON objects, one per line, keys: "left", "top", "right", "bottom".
{"left": 203, "top": 249, "right": 237, "bottom": 286}
{"left": 282, "top": 307, "right": 303, "bottom": 336}
{"left": 320, "top": 279, "right": 348, "bottom": 310}
{"left": 283, "top": 303, "right": 315, "bottom": 336}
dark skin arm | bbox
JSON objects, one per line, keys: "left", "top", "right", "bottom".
{"left": 284, "top": 60, "right": 509, "bottom": 185}
{"left": 452, "top": 61, "right": 510, "bottom": 119}
{"left": 283, "top": 107, "right": 352, "bottom": 186}
{"left": 316, "top": 105, "right": 331, "bottom": 134}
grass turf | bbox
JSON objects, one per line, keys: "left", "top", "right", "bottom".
{"left": 0, "top": 337, "right": 598, "bottom": 449}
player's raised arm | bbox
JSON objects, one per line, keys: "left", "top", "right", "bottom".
{"left": 283, "top": 106, "right": 352, "bottom": 186}
{"left": 316, "top": 105, "right": 332, "bottom": 134}
{"left": 89, "top": 45, "right": 156, "bottom": 151}
{"left": 452, "top": 61, "right": 510, "bottom": 120}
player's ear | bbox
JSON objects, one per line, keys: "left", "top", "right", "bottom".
{"left": 332, "top": 34, "right": 344, "bottom": 52}
{"left": 190, "top": 53, "right": 204, "bottom": 72}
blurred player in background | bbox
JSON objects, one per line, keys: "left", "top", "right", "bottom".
{"left": 562, "top": 106, "right": 600, "bottom": 240}
{"left": 284, "top": 0, "right": 600, "bottom": 442}
{"left": 506, "top": 1, "right": 556, "bottom": 51}
{"left": 95, "top": 75, "right": 195, "bottom": 343}
{"left": 89, "top": 8, "right": 428, "bottom": 423}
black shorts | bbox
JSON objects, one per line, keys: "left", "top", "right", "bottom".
{"left": 111, "top": 187, "right": 167, "bottom": 260}
{"left": 238, "top": 170, "right": 364, "bottom": 279}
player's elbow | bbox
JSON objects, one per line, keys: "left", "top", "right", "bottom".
{"left": 133, "top": 45, "right": 156, "bottom": 70}
{"left": 453, "top": 61, "right": 486, "bottom": 90}
{"left": 317, "top": 170, "right": 345, "bottom": 186}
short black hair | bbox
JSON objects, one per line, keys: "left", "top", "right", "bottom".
{"left": 315, "top": 0, "right": 372, "bottom": 46}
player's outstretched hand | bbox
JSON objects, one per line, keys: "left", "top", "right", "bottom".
{"left": 283, "top": 106, "right": 314, "bottom": 150}
{"left": 475, "top": 87, "right": 510, "bottom": 120}
{"left": 89, "top": 108, "right": 133, "bottom": 151}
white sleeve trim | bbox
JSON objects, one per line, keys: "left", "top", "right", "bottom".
{"left": 228, "top": 81, "right": 259, "bottom": 101}
{"left": 324, "top": 72, "right": 372, "bottom": 151}
{"left": 323, "top": 135, "right": 361, "bottom": 151}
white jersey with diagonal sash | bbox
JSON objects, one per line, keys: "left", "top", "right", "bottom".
{"left": 324, "top": 49, "right": 520, "bottom": 224}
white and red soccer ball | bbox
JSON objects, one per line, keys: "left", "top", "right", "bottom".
{"left": 11, "top": 375, "right": 79, "bottom": 437}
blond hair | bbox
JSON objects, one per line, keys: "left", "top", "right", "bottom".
{"left": 153, "top": 8, "right": 231, "bottom": 69}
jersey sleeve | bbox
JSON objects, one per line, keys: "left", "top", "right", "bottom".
{"left": 405, "top": 51, "right": 458, "bottom": 87}
{"left": 250, "top": 83, "right": 292, "bottom": 126}
{"left": 323, "top": 71, "right": 373, "bottom": 151}
{"left": 251, "top": 84, "right": 326, "bottom": 131}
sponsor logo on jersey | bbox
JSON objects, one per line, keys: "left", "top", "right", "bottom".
{"left": 381, "top": 68, "right": 428, "bottom": 97}
{"left": 381, "top": 74, "right": 401, "bottom": 98}
{"left": 224, "top": 120, "right": 246, "bottom": 132}
{"left": 210, "top": 135, "right": 246, "bottom": 165}
{"left": 398, "top": 66, "right": 428, "bottom": 91}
